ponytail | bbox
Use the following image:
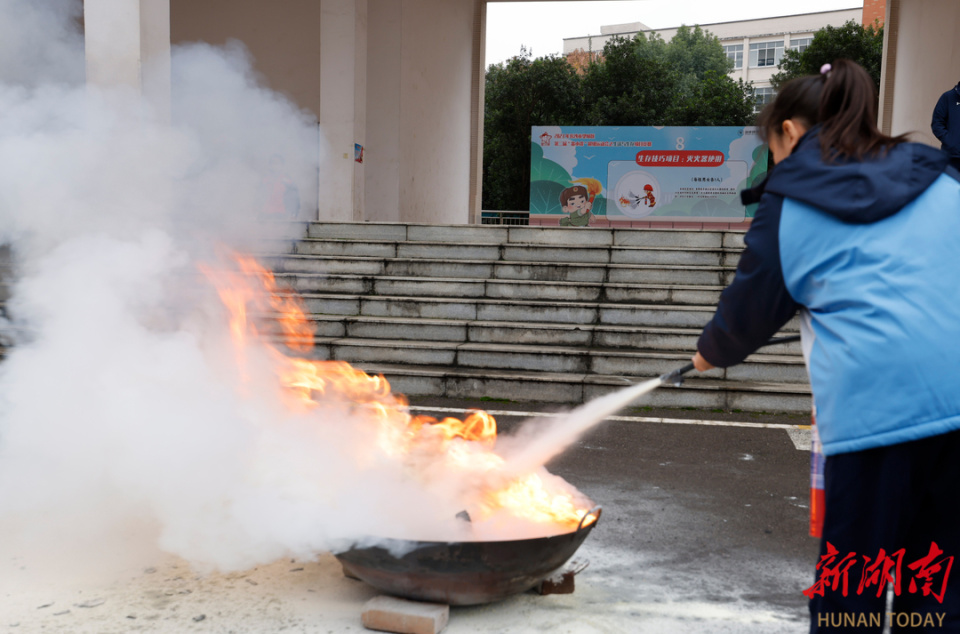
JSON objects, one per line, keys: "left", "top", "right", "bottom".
{"left": 758, "top": 58, "right": 907, "bottom": 162}
{"left": 817, "top": 58, "right": 907, "bottom": 161}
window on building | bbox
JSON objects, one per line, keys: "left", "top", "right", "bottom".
{"left": 754, "top": 87, "right": 775, "bottom": 113}
{"left": 723, "top": 44, "right": 743, "bottom": 69}
{"left": 790, "top": 37, "right": 813, "bottom": 54}
{"left": 749, "top": 41, "right": 784, "bottom": 68}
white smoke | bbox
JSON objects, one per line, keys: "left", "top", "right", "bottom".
{"left": 0, "top": 0, "right": 594, "bottom": 580}
{"left": 0, "top": 0, "right": 336, "bottom": 575}
{"left": 497, "top": 378, "right": 662, "bottom": 477}
{"left": 0, "top": 0, "right": 84, "bottom": 88}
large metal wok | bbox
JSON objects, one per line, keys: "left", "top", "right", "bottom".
{"left": 335, "top": 506, "right": 601, "bottom": 605}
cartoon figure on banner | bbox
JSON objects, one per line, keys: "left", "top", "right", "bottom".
{"left": 559, "top": 177, "right": 602, "bottom": 227}
{"left": 642, "top": 184, "right": 656, "bottom": 207}
{"left": 619, "top": 184, "right": 657, "bottom": 210}
{"left": 613, "top": 170, "right": 660, "bottom": 219}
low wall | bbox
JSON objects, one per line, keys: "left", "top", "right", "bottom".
{"left": 527, "top": 217, "right": 753, "bottom": 231}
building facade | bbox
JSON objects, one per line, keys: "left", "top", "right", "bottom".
{"left": 563, "top": 9, "right": 862, "bottom": 112}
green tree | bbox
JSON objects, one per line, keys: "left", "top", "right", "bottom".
{"left": 483, "top": 49, "right": 582, "bottom": 211}
{"left": 661, "top": 26, "right": 750, "bottom": 126}
{"left": 483, "top": 28, "right": 757, "bottom": 210}
{"left": 771, "top": 20, "right": 884, "bottom": 90}
{"left": 664, "top": 25, "right": 734, "bottom": 95}
{"left": 581, "top": 35, "right": 678, "bottom": 126}
{"left": 671, "top": 71, "right": 755, "bottom": 126}
{"left": 581, "top": 30, "right": 752, "bottom": 128}
{"left": 624, "top": 29, "right": 668, "bottom": 62}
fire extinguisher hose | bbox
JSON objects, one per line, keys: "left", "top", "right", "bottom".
{"left": 659, "top": 335, "right": 801, "bottom": 387}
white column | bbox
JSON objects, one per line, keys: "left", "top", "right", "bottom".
{"left": 365, "top": 0, "right": 402, "bottom": 222}
{"left": 320, "top": 0, "right": 367, "bottom": 222}
{"left": 878, "top": 0, "right": 900, "bottom": 135}
{"left": 398, "top": 0, "right": 475, "bottom": 224}
{"left": 365, "top": 0, "right": 479, "bottom": 224}
{"left": 880, "top": 0, "right": 960, "bottom": 144}
{"left": 353, "top": 0, "right": 368, "bottom": 221}
{"left": 84, "top": 0, "right": 171, "bottom": 122}
{"left": 469, "top": 0, "right": 486, "bottom": 223}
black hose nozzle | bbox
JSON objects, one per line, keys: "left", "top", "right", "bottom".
{"left": 658, "top": 335, "right": 801, "bottom": 388}
{"left": 660, "top": 362, "right": 695, "bottom": 387}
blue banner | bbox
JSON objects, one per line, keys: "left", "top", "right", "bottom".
{"left": 530, "top": 126, "right": 768, "bottom": 225}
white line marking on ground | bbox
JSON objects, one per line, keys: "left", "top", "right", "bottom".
{"left": 407, "top": 405, "right": 812, "bottom": 450}
{"left": 785, "top": 427, "right": 812, "bottom": 451}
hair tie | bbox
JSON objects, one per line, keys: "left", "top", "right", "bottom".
{"left": 820, "top": 63, "right": 832, "bottom": 76}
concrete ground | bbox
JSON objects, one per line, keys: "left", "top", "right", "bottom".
{"left": 0, "top": 397, "right": 819, "bottom": 633}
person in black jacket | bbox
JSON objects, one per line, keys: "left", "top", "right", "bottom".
{"left": 932, "top": 81, "right": 960, "bottom": 170}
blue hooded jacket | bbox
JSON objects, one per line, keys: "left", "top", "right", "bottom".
{"left": 932, "top": 84, "right": 960, "bottom": 158}
{"left": 698, "top": 129, "right": 960, "bottom": 455}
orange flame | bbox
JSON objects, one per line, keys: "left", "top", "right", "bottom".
{"left": 572, "top": 177, "right": 603, "bottom": 202}
{"left": 200, "top": 250, "right": 593, "bottom": 532}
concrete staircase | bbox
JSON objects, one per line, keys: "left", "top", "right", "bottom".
{"left": 258, "top": 222, "right": 812, "bottom": 413}
{"left": 0, "top": 226, "right": 811, "bottom": 411}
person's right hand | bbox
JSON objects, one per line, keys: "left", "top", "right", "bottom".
{"left": 692, "top": 352, "right": 714, "bottom": 372}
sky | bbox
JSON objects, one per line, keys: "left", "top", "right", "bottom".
{"left": 485, "top": 0, "right": 863, "bottom": 66}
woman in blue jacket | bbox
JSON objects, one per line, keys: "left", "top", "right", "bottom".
{"left": 693, "top": 59, "right": 960, "bottom": 632}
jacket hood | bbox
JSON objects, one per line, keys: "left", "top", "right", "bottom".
{"left": 764, "top": 127, "right": 948, "bottom": 223}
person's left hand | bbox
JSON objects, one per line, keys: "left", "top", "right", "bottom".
{"left": 692, "top": 352, "right": 715, "bottom": 372}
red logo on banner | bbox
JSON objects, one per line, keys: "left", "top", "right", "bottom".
{"left": 635, "top": 150, "right": 725, "bottom": 167}
{"left": 803, "top": 542, "right": 954, "bottom": 603}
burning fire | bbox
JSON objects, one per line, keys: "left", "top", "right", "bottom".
{"left": 200, "top": 251, "right": 596, "bottom": 535}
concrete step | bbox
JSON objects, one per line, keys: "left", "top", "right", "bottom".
{"left": 260, "top": 314, "right": 803, "bottom": 356}
{"left": 287, "top": 337, "right": 809, "bottom": 384}
{"left": 251, "top": 223, "right": 813, "bottom": 413}
{"left": 273, "top": 240, "right": 743, "bottom": 267}
{"left": 295, "top": 292, "right": 802, "bottom": 331}
{"left": 337, "top": 362, "right": 812, "bottom": 412}
{"left": 302, "top": 221, "right": 747, "bottom": 250}
{"left": 261, "top": 253, "right": 739, "bottom": 282}
{"left": 275, "top": 272, "right": 732, "bottom": 303}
